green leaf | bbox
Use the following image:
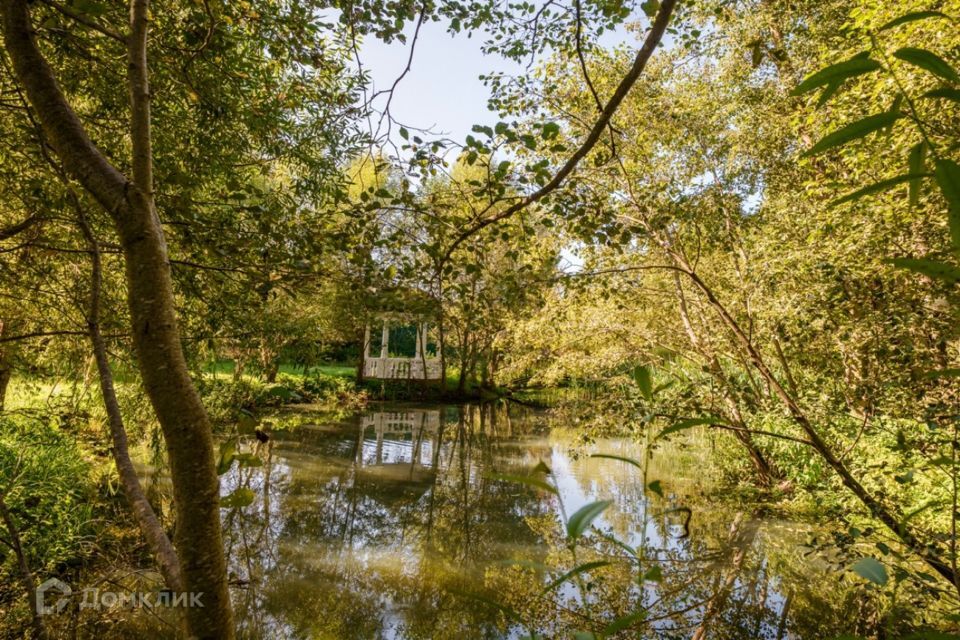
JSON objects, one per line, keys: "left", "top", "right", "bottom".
{"left": 452, "top": 589, "right": 524, "bottom": 622}
{"left": 632, "top": 365, "right": 653, "bottom": 400}
{"left": 890, "top": 257, "right": 960, "bottom": 284}
{"left": 541, "top": 560, "right": 611, "bottom": 593}
{"left": 922, "top": 368, "right": 960, "bottom": 380}
{"left": 898, "top": 501, "right": 939, "bottom": 536}
{"left": 216, "top": 438, "right": 238, "bottom": 475}
{"left": 234, "top": 453, "right": 263, "bottom": 468}
{"left": 933, "top": 159, "right": 960, "bottom": 248}
{"left": 541, "top": 122, "right": 560, "bottom": 139}
{"left": 851, "top": 557, "right": 888, "bottom": 585}
{"left": 830, "top": 173, "right": 930, "bottom": 207}
{"left": 640, "top": 0, "right": 660, "bottom": 19}
{"left": 532, "top": 460, "right": 552, "bottom": 474}
{"left": 791, "top": 56, "right": 881, "bottom": 95}
{"left": 603, "top": 610, "right": 647, "bottom": 635}
{"left": 566, "top": 500, "right": 612, "bottom": 540}
{"left": 647, "top": 480, "right": 664, "bottom": 498}
{"left": 642, "top": 564, "right": 663, "bottom": 582}
{"left": 487, "top": 472, "right": 558, "bottom": 495}
{"left": 816, "top": 81, "right": 843, "bottom": 108}
{"left": 589, "top": 453, "right": 643, "bottom": 470}
{"left": 803, "top": 111, "right": 902, "bottom": 157}
{"left": 655, "top": 416, "right": 724, "bottom": 441}
{"left": 879, "top": 11, "right": 953, "bottom": 31}
{"left": 237, "top": 413, "right": 259, "bottom": 434}
{"left": 908, "top": 142, "right": 927, "bottom": 207}
{"left": 599, "top": 532, "right": 638, "bottom": 558}
{"left": 220, "top": 487, "right": 255, "bottom": 508}
{"left": 922, "top": 87, "right": 960, "bottom": 103}
{"left": 894, "top": 48, "right": 960, "bottom": 84}
{"left": 900, "top": 632, "right": 960, "bottom": 640}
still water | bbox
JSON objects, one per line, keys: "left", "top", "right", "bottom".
{"left": 219, "top": 402, "right": 856, "bottom": 639}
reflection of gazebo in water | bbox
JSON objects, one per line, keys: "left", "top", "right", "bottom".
{"left": 360, "top": 288, "right": 442, "bottom": 381}
{"left": 355, "top": 409, "right": 443, "bottom": 500}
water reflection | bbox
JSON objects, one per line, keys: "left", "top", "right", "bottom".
{"left": 219, "top": 403, "right": 861, "bottom": 639}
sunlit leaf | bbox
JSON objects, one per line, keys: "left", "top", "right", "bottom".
{"left": 216, "top": 438, "right": 237, "bottom": 475}
{"left": 922, "top": 368, "right": 960, "bottom": 379}
{"left": 922, "top": 87, "right": 960, "bottom": 103}
{"left": 632, "top": 365, "right": 653, "bottom": 400}
{"left": 803, "top": 111, "right": 902, "bottom": 156}
{"left": 830, "top": 173, "right": 930, "bottom": 207}
{"left": 899, "top": 632, "right": 960, "bottom": 640}
{"left": 541, "top": 560, "right": 611, "bottom": 593}
{"left": 792, "top": 56, "right": 880, "bottom": 95}
{"left": 647, "top": 480, "right": 663, "bottom": 498}
{"left": 452, "top": 589, "right": 524, "bottom": 622}
{"left": 850, "top": 557, "right": 888, "bottom": 585}
{"left": 894, "top": 48, "right": 960, "bottom": 84}
{"left": 933, "top": 159, "right": 960, "bottom": 248}
{"left": 234, "top": 453, "right": 263, "bottom": 468}
{"left": 816, "top": 81, "right": 843, "bottom": 108}
{"left": 532, "top": 459, "right": 552, "bottom": 474}
{"left": 879, "top": 11, "right": 953, "bottom": 31}
{"left": 590, "top": 453, "right": 643, "bottom": 470}
{"left": 908, "top": 143, "right": 927, "bottom": 207}
{"left": 603, "top": 610, "right": 647, "bottom": 635}
{"left": 640, "top": 0, "right": 660, "bottom": 19}
{"left": 220, "top": 487, "right": 255, "bottom": 508}
{"left": 566, "top": 500, "right": 612, "bottom": 540}
{"left": 599, "top": 532, "right": 638, "bottom": 558}
{"left": 642, "top": 564, "right": 663, "bottom": 582}
{"left": 487, "top": 472, "right": 558, "bottom": 495}
{"left": 890, "top": 257, "right": 960, "bottom": 284}
{"left": 655, "top": 416, "right": 724, "bottom": 441}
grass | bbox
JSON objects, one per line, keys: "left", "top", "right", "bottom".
{"left": 203, "top": 360, "right": 356, "bottom": 380}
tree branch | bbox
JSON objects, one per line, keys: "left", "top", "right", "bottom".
{"left": 0, "top": 213, "right": 42, "bottom": 240}
{"left": 1, "top": 0, "right": 131, "bottom": 218}
{"left": 441, "top": 0, "right": 677, "bottom": 262}
{"left": 37, "top": 0, "right": 126, "bottom": 43}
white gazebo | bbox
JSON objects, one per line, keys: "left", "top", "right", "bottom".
{"left": 361, "top": 318, "right": 441, "bottom": 380}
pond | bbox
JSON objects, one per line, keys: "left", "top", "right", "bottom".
{"left": 215, "top": 401, "right": 865, "bottom": 639}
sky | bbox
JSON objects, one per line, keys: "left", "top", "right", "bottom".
{"left": 357, "top": 19, "right": 642, "bottom": 146}
{"left": 358, "top": 22, "right": 523, "bottom": 144}
{"left": 356, "top": 19, "right": 646, "bottom": 272}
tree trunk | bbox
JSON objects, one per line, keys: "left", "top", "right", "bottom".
{"left": 0, "top": 495, "right": 49, "bottom": 640}
{"left": 674, "top": 257, "right": 958, "bottom": 586}
{"left": 0, "top": 319, "right": 13, "bottom": 412}
{"left": 116, "top": 169, "right": 234, "bottom": 638}
{"left": 77, "top": 206, "right": 183, "bottom": 592}
{"left": 262, "top": 357, "right": 279, "bottom": 383}
{"left": 0, "top": 1, "right": 235, "bottom": 636}
{"left": 356, "top": 328, "right": 365, "bottom": 384}
{"left": 0, "top": 362, "right": 11, "bottom": 412}
{"left": 672, "top": 272, "right": 779, "bottom": 484}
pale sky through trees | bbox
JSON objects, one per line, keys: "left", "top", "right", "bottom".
{"left": 359, "top": 21, "right": 521, "bottom": 143}
{"left": 359, "top": 19, "right": 639, "bottom": 146}
{"left": 359, "top": 21, "right": 641, "bottom": 272}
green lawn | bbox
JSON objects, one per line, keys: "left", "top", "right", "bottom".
{"left": 204, "top": 360, "right": 356, "bottom": 380}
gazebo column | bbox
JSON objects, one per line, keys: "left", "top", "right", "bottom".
{"left": 380, "top": 322, "right": 389, "bottom": 358}
{"left": 421, "top": 322, "right": 428, "bottom": 357}
{"left": 415, "top": 323, "right": 423, "bottom": 358}
{"left": 363, "top": 325, "right": 371, "bottom": 359}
